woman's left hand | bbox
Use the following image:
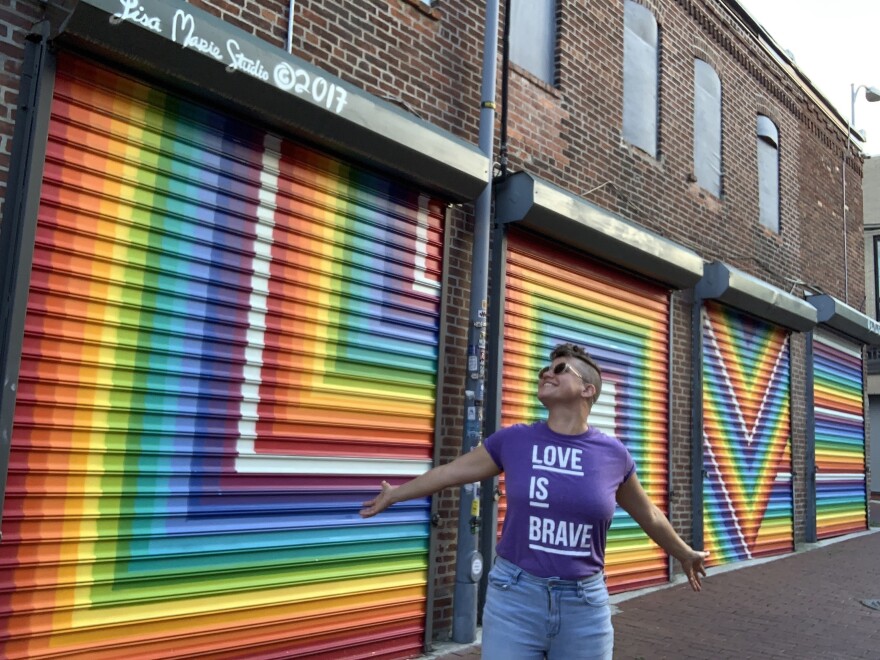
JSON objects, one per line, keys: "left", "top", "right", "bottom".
{"left": 679, "top": 549, "right": 710, "bottom": 592}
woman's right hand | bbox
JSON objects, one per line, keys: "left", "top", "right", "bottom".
{"left": 360, "top": 480, "right": 396, "bottom": 518}
{"left": 359, "top": 447, "right": 499, "bottom": 519}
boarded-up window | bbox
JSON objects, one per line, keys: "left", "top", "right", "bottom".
{"left": 623, "top": 0, "right": 658, "bottom": 156}
{"left": 510, "top": 0, "right": 557, "bottom": 84}
{"left": 757, "top": 115, "right": 780, "bottom": 232}
{"left": 694, "top": 60, "right": 722, "bottom": 196}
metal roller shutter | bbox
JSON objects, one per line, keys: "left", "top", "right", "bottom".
{"left": 701, "top": 302, "right": 793, "bottom": 565}
{"left": 497, "top": 230, "right": 671, "bottom": 592}
{"left": 0, "top": 54, "right": 445, "bottom": 659}
{"left": 813, "top": 330, "right": 868, "bottom": 539}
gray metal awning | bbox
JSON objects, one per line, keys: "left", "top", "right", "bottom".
{"left": 46, "top": 0, "right": 488, "bottom": 201}
{"left": 696, "top": 261, "right": 817, "bottom": 332}
{"left": 494, "top": 171, "right": 704, "bottom": 288}
{"left": 806, "top": 294, "right": 880, "bottom": 345}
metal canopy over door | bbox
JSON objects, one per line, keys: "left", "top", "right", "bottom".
{"left": 701, "top": 302, "right": 793, "bottom": 565}
{"left": 497, "top": 230, "right": 671, "bottom": 592}
{"left": 813, "top": 329, "right": 868, "bottom": 538}
{"left": 0, "top": 54, "right": 444, "bottom": 659}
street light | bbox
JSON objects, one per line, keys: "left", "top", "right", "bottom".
{"left": 851, "top": 84, "right": 880, "bottom": 135}
{"left": 842, "top": 83, "right": 880, "bottom": 304}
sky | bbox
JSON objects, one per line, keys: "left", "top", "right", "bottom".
{"left": 737, "top": 0, "right": 880, "bottom": 156}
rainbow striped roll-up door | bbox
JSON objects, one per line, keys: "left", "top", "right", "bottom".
{"left": 0, "top": 54, "right": 444, "bottom": 660}
{"left": 497, "top": 230, "right": 671, "bottom": 593}
{"left": 813, "top": 330, "right": 868, "bottom": 539}
{"left": 701, "top": 302, "right": 793, "bottom": 566}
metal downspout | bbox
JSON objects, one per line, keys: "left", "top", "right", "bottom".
{"left": 497, "top": 0, "right": 511, "bottom": 178}
{"left": 476, "top": 0, "right": 511, "bottom": 616}
{"left": 452, "top": 0, "right": 500, "bottom": 644}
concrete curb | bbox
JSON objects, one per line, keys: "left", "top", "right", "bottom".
{"left": 419, "top": 630, "right": 481, "bottom": 659}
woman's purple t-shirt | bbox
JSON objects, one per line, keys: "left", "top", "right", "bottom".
{"left": 484, "top": 421, "right": 635, "bottom": 580}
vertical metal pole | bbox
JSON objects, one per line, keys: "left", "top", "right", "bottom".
{"left": 452, "top": 0, "right": 499, "bottom": 644}
{"left": 851, "top": 83, "right": 858, "bottom": 135}
{"left": 286, "top": 0, "right": 296, "bottom": 52}
{"left": 843, "top": 125, "right": 849, "bottom": 305}
{"left": 844, "top": 83, "right": 858, "bottom": 306}
{"left": 478, "top": 219, "right": 509, "bottom": 614}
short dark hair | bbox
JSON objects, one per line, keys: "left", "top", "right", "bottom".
{"left": 550, "top": 343, "right": 602, "bottom": 405}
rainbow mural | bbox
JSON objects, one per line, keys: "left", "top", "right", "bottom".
{"left": 813, "top": 331, "right": 867, "bottom": 539}
{"left": 702, "top": 303, "right": 793, "bottom": 566}
{"left": 498, "top": 232, "right": 670, "bottom": 592}
{"left": 0, "top": 54, "right": 444, "bottom": 658}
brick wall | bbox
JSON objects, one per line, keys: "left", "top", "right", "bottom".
{"left": 669, "top": 290, "right": 695, "bottom": 543}
{"left": 0, "top": 0, "right": 868, "bottom": 644}
{"left": 0, "top": 0, "right": 44, "bottom": 222}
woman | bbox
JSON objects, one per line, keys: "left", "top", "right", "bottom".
{"left": 360, "top": 343, "right": 708, "bottom": 659}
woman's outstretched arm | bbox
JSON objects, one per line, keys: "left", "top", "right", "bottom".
{"left": 360, "top": 445, "right": 501, "bottom": 518}
{"left": 616, "top": 473, "right": 710, "bottom": 591}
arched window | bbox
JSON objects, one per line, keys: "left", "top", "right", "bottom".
{"left": 757, "top": 115, "right": 780, "bottom": 232}
{"left": 693, "top": 59, "right": 722, "bottom": 196}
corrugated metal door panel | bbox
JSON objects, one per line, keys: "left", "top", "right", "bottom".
{"left": 0, "top": 54, "right": 444, "bottom": 659}
{"left": 813, "top": 330, "right": 867, "bottom": 539}
{"left": 702, "top": 302, "right": 793, "bottom": 566}
{"left": 499, "top": 230, "right": 670, "bottom": 592}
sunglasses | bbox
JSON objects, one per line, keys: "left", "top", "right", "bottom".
{"left": 539, "top": 362, "right": 584, "bottom": 381}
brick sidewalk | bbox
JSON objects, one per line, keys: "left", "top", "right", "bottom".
{"left": 426, "top": 512, "right": 880, "bottom": 660}
{"left": 612, "top": 530, "right": 880, "bottom": 659}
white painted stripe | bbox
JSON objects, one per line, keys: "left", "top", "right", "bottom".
{"left": 816, "top": 473, "right": 866, "bottom": 482}
{"left": 814, "top": 406, "right": 864, "bottom": 423}
{"left": 236, "top": 454, "right": 432, "bottom": 476}
{"left": 235, "top": 134, "right": 280, "bottom": 459}
{"left": 412, "top": 193, "right": 441, "bottom": 295}
{"left": 587, "top": 381, "right": 617, "bottom": 437}
{"left": 815, "top": 329, "right": 862, "bottom": 359}
{"left": 530, "top": 501, "right": 550, "bottom": 508}
{"left": 533, "top": 466, "right": 584, "bottom": 476}
{"left": 528, "top": 544, "right": 592, "bottom": 557}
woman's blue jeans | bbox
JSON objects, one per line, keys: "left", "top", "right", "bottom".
{"left": 481, "top": 556, "right": 613, "bottom": 659}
